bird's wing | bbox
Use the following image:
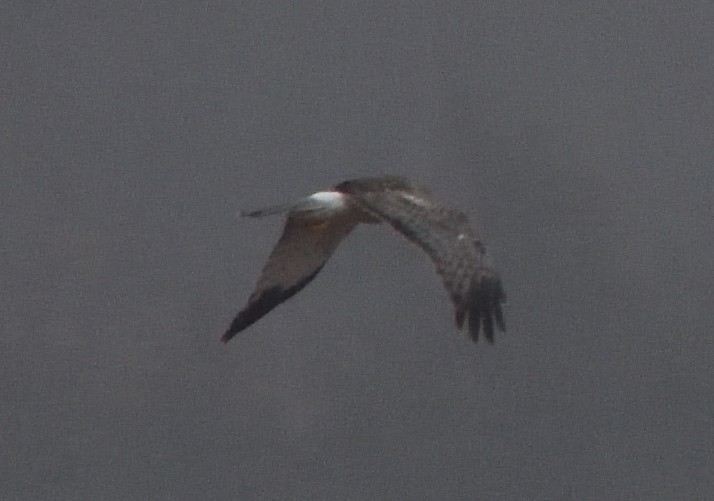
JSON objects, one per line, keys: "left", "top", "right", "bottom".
{"left": 222, "top": 211, "right": 357, "bottom": 342}
{"left": 342, "top": 185, "right": 505, "bottom": 342}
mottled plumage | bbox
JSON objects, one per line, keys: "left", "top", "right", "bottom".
{"left": 223, "top": 176, "right": 505, "bottom": 343}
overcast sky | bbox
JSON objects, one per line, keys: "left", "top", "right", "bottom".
{"left": 3, "top": 1, "right": 714, "bottom": 499}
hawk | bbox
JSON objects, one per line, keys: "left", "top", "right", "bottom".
{"left": 223, "top": 176, "right": 505, "bottom": 344}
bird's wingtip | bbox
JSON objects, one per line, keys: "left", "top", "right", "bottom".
{"left": 466, "top": 271, "right": 506, "bottom": 344}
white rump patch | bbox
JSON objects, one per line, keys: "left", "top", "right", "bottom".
{"left": 308, "top": 191, "right": 347, "bottom": 208}
{"left": 293, "top": 191, "right": 348, "bottom": 216}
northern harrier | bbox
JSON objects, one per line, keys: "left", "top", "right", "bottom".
{"left": 223, "top": 176, "right": 505, "bottom": 343}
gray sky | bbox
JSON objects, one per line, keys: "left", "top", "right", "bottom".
{"left": 3, "top": 1, "right": 714, "bottom": 499}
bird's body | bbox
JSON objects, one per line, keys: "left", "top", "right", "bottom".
{"left": 223, "top": 176, "right": 505, "bottom": 343}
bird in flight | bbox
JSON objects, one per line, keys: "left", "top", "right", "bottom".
{"left": 222, "top": 176, "right": 505, "bottom": 344}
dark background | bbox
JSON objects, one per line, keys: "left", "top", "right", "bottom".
{"left": 3, "top": 1, "right": 713, "bottom": 499}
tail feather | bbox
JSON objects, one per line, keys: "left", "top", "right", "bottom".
{"left": 241, "top": 192, "right": 344, "bottom": 219}
{"left": 241, "top": 203, "right": 294, "bottom": 218}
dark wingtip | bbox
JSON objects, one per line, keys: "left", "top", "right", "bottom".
{"left": 221, "top": 287, "right": 285, "bottom": 344}
{"left": 221, "top": 329, "right": 236, "bottom": 344}
{"left": 221, "top": 305, "right": 264, "bottom": 344}
{"left": 467, "top": 271, "right": 506, "bottom": 344}
{"left": 222, "top": 265, "right": 326, "bottom": 344}
{"left": 455, "top": 308, "right": 466, "bottom": 329}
